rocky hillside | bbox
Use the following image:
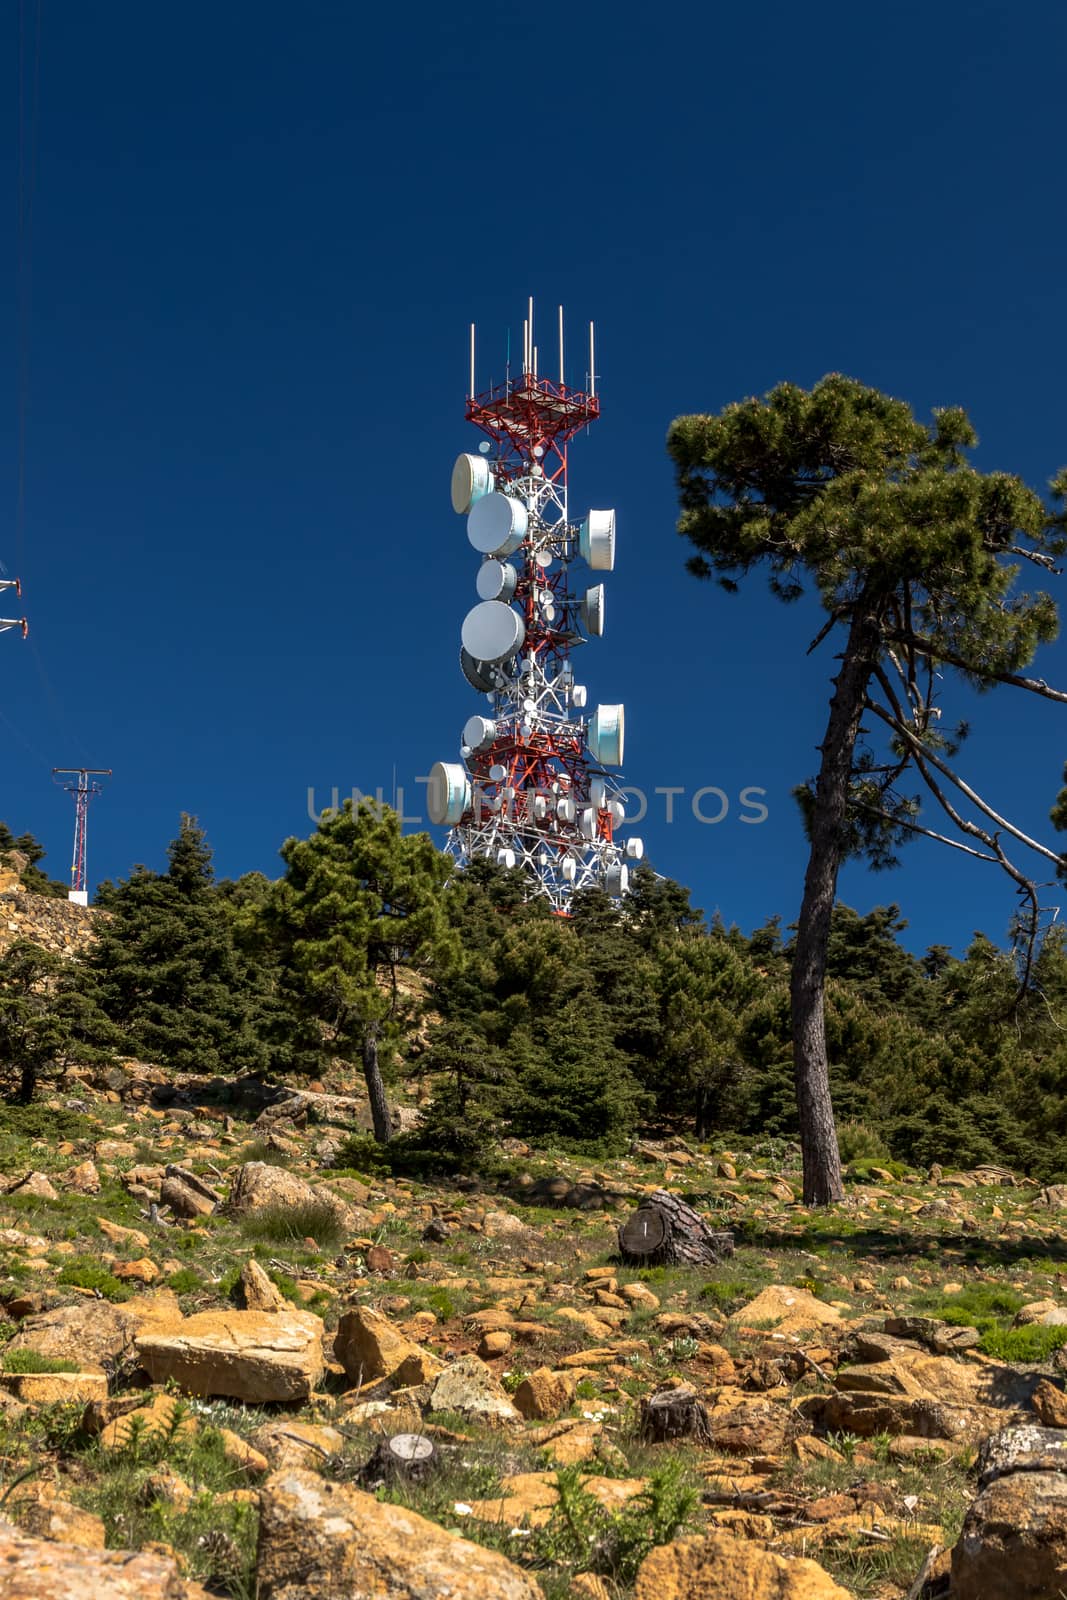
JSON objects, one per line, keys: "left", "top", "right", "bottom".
{"left": 0, "top": 1070, "right": 1065, "bottom": 1598}
{"left": 0, "top": 882, "right": 99, "bottom": 959}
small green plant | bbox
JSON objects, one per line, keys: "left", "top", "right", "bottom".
{"left": 2, "top": 1349, "right": 80, "bottom": 1374}
{"left": 424, "top": 1288, "right": 456, "bottom": 1321}
{"left": 670, "top": 1336, "right": 700, "bottom": 1361}
{"left": 980, "top": 1324, "right": 1067, "bottom": 1362}
{"left": 166, "top": 1268, "right": 203, "bottom": 1295}
{"left": 56, "top": 1256, "right": 130, "bottom": 1300}
{"left": 530, "top": 1460, "right": 698, "bottom": 1584}
{"left": 837, "top": 1121, "right": 892, "bottom": 1165}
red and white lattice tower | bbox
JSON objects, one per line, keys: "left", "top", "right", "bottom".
{"left": 427, "top": 302, "right": 642, "bottom": 911}
{"left": 52, "top": 768, "right": 111, "bottom": 907}
{"left": 0, "top": 579, "right": 27, "bottom": 640}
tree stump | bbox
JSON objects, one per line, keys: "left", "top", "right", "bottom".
{"left": 358, "top": 1432, "right": 437, "bottom": 1488}
{"left": 617, "top": 1189, "right": 733, "bottom": 1267}
{"left": 639, "top": 1384, "right": 713, "bottom": 1446}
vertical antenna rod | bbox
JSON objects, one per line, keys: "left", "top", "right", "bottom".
{"left": 558, "top": 305, "right": 564, "bottom": 385}
{"left": 589, "top": 321, "right": 596, "bottom": 398}
{"left": 52, "top": 767, "right": 112, "bottom": 906}
{"left": 469, "top": 323, "right": 476, "bottom": 398}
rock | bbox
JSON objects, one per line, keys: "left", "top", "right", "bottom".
{"left": 977, "top": 1424, "right": 1067, "bottom": 1485}
{"left": 622, "top": 1282, "right": 660, "bottom": 1309}
{"left": 114, "top": 1257, "right": 160, "bottom": 1284}
{"left": 7, "top": 1300, "right": 139, "bottom": 1374}
{"left": 97, "top": 1218, "right": 151, "bottom": 1251}
{"left": 1037, "top": 1185, "right": 1067, "bottom": 1208}
{"left": 951, "top": 1470, "right": 1067, "bottom": 1599}
{"left": 430, "top": 1354, "right": 522, "bottom": 1426}
{"left": 160, "top": 1175, "right": 214, "bottom": 1219}
{"left": 249, "top": 1419, "right": 346, "bottom": 1470}
{"left": 237, "top": 1259, "right": 289, "bottom": 1312}
{"left": 140, "top": 1465, "right": 194, "bottom": 1511}
{"left": 481, "top": 1209, "right": 528, "bottom": 1239}
{"left": 137, "top": 1308, "right": 325, "bottom": 1402}
{"left": 255, "top": 1468, "right": 543, "bottom": 1599}
{"left": 18, "top": 1499, "right": 107, "bottom": 1549}
{"left": 729, "top": 1285, "right": 842, "bottom": 1335}
{"left": 0, "top": 1515, "right": 212, "bottom": 1598}
{"left": 333, "top": 1306, "right": 442, "bottom": 1387}
{"left": 883, "top": 1315, "right": 982, "bottom": 1354}
{"left": 65, "top": 1161, "right": 100, "bottom": 1194}
{"left": 633, "top": 1529, "right": 851, "bottom": 1599}
{"left": 709, "top": 1402, "right": 794, "bottom": 1455}
{"left": 1033, "top": 1379, "right": 1067, "bottom": 1428}
{"left": 0, "top": 1371, "right": 107, "bottom": 1406}
{"left": 6, "top": 1172, "right": 58, "bottom": 1200}
{"left": 226, "top": 1162, "right": 351, "bottom": 1229}
{"left": 100, "top": 1392, "right": 199, "bottom": 1451}
{"left": 513, "top": 1367, "right": 577, "bottom": 1420}
{"left": 478, "top": 1330, "right": 512, "bottom": 1358}
{"left": 366, "top": 1245, "right": 396, "bottom": 1274}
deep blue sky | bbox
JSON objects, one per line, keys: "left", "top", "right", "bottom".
{"left": 3, "top": 1, "right": 1065, "bottom": 956}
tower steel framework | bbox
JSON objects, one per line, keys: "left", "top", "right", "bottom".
{"left": 0, "top": 578, "right": 27, "bottom": 639}
{"left": 52, "top": 768, "right": 111, "bottom": 905}
{"left": 427, "top": 303, "right": 641, "bottom": 911}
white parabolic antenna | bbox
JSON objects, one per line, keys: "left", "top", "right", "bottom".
{"left": 581, "top": 583, "right": 605, "bottom": 636}
{"left": 461, "top": 600, "right": 526, "bottom": 664}
{"left": 588, "top": 703, "right": 625, "bottom": 766}
{"left": 451, "top": 452, "right": 494, "bottom": 515}
{"left": 463, "top": 714, "right": 496, "bottom": 750}
{"left": 476, "top": 559, "right": 518, "bottom": 602}
{"left": 427, "top": 761, "right": 472, "bottom": 826}
{"left": 579, "top": 509, "right": 616, "bottom": 571}
{"left": 468, "top": 492, "right": 528, "bottom": 556}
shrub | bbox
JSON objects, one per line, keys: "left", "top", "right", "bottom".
{"left": 56, "top": 1257, "right": 130, "bottom": 1300}
{"left": 980, "top": 1324, "right": 1067, "bottom": 1362}
{"left": 837, "top": 1121, "right": 892, "bottom": 1165}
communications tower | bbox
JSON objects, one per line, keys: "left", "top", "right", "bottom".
{"left": 0, "top": 579, "right": 27, "bottom": 639}
{"left": 52, "top": 768, "right": 111, "bottom": 907}
{"left": 427, "top": 301, "right": 641, "bottom": 911}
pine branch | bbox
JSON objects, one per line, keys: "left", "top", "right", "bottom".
{"left": 854, "top": 802, "right": 998, "bottom": 862}
{"left": 885, "top": 631, "right": 1067, "bottom": 704}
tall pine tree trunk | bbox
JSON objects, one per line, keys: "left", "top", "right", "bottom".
{"left": 363, "top": 1025, "right": 393, "bottom": 1143}
{"left": 791, "top": 603, "right": 884, "bottom": 1205}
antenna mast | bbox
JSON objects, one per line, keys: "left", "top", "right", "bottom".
{"left": 52, "top": 768, "right": 112, "bottom": 906}
{"left": 429, "top": 301, "right": 640, "bottom": 911}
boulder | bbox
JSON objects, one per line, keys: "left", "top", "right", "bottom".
{"left": 633, "top": 1529, "right": 851, "bottom": 1599}
{"left": 18, "top": 1499, "right": 106, "bottom": 1549}
{"left": 951, "top": 1470, "right": 1067, "bottom": 1599}
{"left": 430, "top": 1354, "right": 522, "bottom": 1426}
{"left": 7, "top": 1300, "right": 139, "bottom": 1374}
{"left": 255, "top": 1468, "right": 543, "bottom": 1599}
{"left": 65, "top": 1161, "right": 100, "bottom": 1195}
{"left": 237, "top": 1259, "right": 289, "bottom": 1312}
{"left": 137, "top": 1308, "right": 325, "bottom": 1402}
{"left": 333, "top": 1305, "right": 442, "bottom": 1386}
{"left": 0, "top": 1515, "right": 212, "bottom": 1598}
{"left": 159, "top": 1175, "right": 214, "bottom": 1219}
{"left": 249, "top": 1419, "right": 346, "bottom": 1470}
{"left": 6, "top": 1172, "right": 58, "bottom": 1200}
{"left": 513, "top": 1367, "right": 576, "bottom": 1421}
{"left": 977, "top": 1424, "right": 1067, "bottom": 1485}
{"left": 0, "top": 1371, "right": 107, "bottom": 1407}
{"left": 728, "top": 1286, "right": 842, "bottom": 1336}
{"left": 226, "top": 1162, "right": 351, "bottom": 1229}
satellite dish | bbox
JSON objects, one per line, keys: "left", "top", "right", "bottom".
{"left": 579, "top": 509, "right": 616, "bottom": 571}
{"left": 590, "top": 777, "right": 607, "bottom": 809}
{"left": 605, "top": 861, "right": 630, "bottom": 896}
{"left": 497, "top": 848, "right": 517, "bottom": 869}
{"left": 588, "top": 703, "right": 625, "bottom": 766}
{"left": 571, "top": 684, "right": 588, "bottom": 709}
{"left": 532, "top": 794, "right": 548, "bottom": 820}
{"left": 534, "top": 549, "right": 552, "bottom": 568}
{"left": 556, "top": 795, "right": 576, "bottom": 823}
{"left": 427, "top": 761, "right": 472, "bottom": 825}
{"left": 451, "top": 453, "right": 494, "bottom": 515}
{"left": 463, "top": 714, "right": 496, "bottom": 751}
{"left": 581, "top": 583, "right": 605, "bottom": 636}
{"left": 478, "top": 441, "right": 491, "bottom": 454}
{"left": 489, "top": 762, "right": 507, "bottom": 781}
{"left": 476, "top": 559, "right": 518, "bottom": 602}
{"left": 459, "top": 647, "right": 502, "bottom": 693}
{"left": 608, "top": 798, "right": 626, "bottom": 825}
{"left": 462, "top": 601, "right": 526, "bottom": 664}
{"left": 467, "top": 492, "right": 528, "bottom": 556}
{"left": 625, "top": 837, "right": 645, "bottom": 860}
{"left": 579, "top": 807, "right": 597, "bottom": 840}
{"left": 561, "top": 857, "right": 577, "bottom": 882}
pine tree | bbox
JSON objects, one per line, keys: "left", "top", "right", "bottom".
{"left": 89, "top": 815, "right": 269, "bottom": 1074}
{"left": 669, "top": 377, "right": 1067, "bottom": 1202}
{"left": 0, "top": 941, "right": 117, "bottom": 1102}
{"left": 269, "top": 800, "right": 456, "bottom": 1141}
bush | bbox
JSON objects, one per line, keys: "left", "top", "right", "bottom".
{"left": 837, "top": 1121, "right": 892, "bottom": 1165}
{"left": 980, "top": 1324, "right": 1067, "bottom": 1362}
{"left": 56, "top": 1257, "right": 130, "bottom": 1300}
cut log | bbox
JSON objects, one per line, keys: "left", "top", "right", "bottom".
{"left": 617, "top": 1189, "right": 733, "bottom": 1267}
{"left": 640, "top": 1384, "right": 713, "bottom": 1446}
{"left": 358, "top": 1432, "right": 437, "bottom": 1488}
